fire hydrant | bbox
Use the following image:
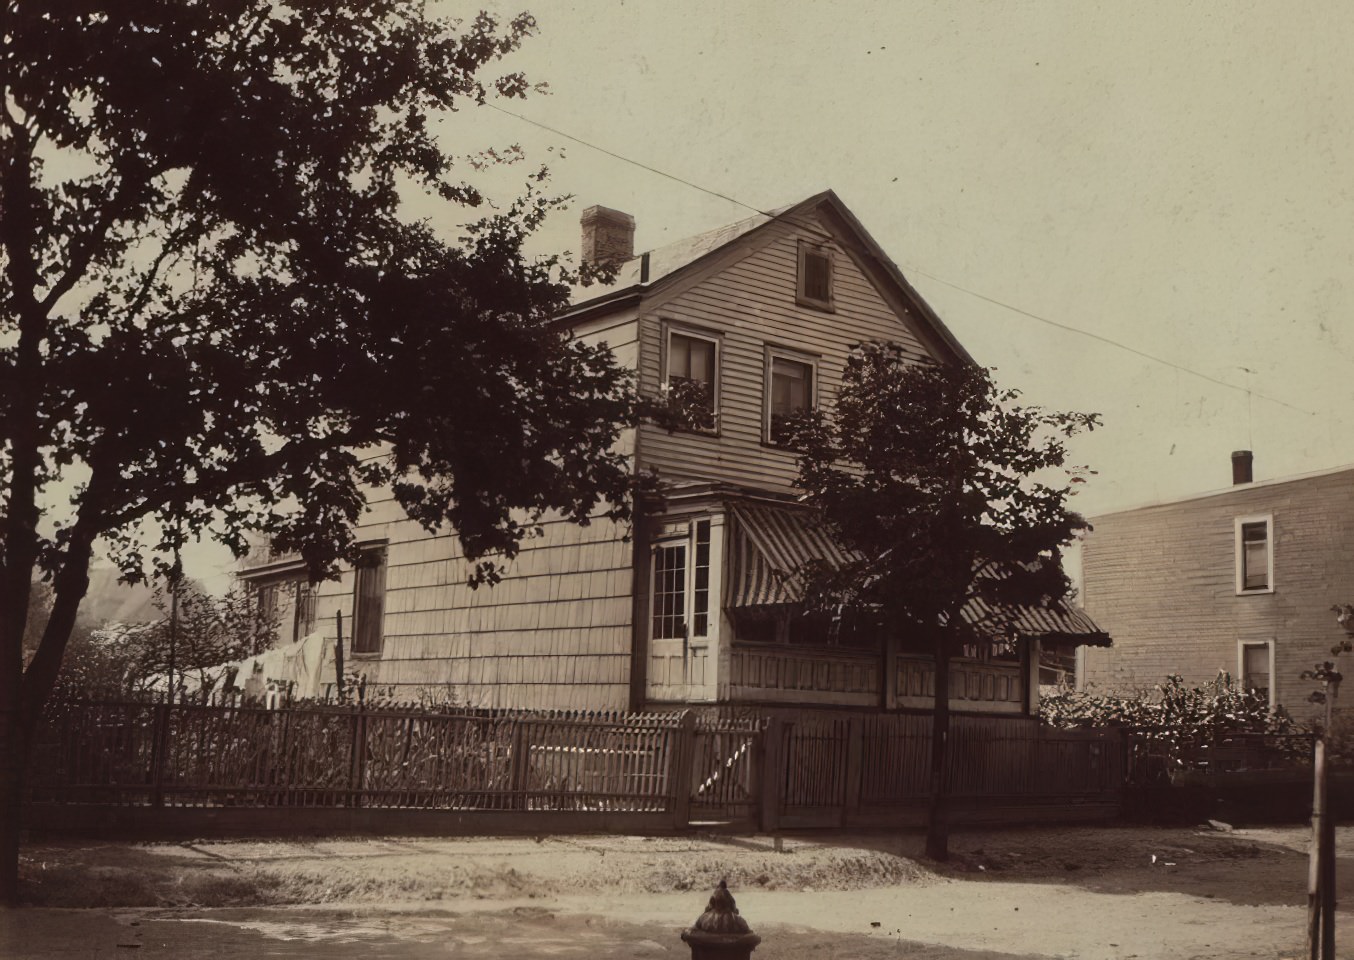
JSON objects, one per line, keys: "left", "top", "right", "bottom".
{"left": 681, "top": 879, "right": 761, "bottom": 960}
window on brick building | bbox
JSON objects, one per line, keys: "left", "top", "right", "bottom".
{"left": 1239, "top": 640, "right": 1273, "bottom": 703}
{"left": 1234, "top": 515, "right": 1273, "bottom": 593}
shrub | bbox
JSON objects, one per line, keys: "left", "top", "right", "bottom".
{"left": 1041, "top": 672, "right": 1295, "bottom": 755}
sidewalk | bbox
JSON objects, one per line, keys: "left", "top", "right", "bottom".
{"left": 9, "top": 826, "right": 1339, "bottom": 959}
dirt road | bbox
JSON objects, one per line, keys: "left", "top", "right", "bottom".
{"left": 6, "top": 825, "right": 1344, "bottom": 959}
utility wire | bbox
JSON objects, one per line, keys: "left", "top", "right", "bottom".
{"left": 485, "top": 102, "right": 772, "bottom": 218}
{"left": 487, "top": 102, "right": 1331, "bottom": 427}
{"left": 895, "top": 262, "right": 1323, "bottom": 421}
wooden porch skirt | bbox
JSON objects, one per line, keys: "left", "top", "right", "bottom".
{"left": 726, "top": 644, "right": 1026, "bottom": 712}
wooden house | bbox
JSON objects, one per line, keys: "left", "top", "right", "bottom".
{"left": 239, "top": 191, "right": 1107, "bottom": 713}
{"left": 1080, "top": 451, "right": 1354, "bottom": 719}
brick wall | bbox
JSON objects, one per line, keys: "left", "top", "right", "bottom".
{"left": 1080, "top": 467, "right": 1354, "bottom": 720}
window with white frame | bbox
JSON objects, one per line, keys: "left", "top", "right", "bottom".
{"left": 765, "top": 348, "right": 817, "bottom": 445}
{"left": 1235, "top": 516, "right": 1273, "bottom": 594}
{"left": 664, "top": 328, "right": 719, "bottom": 431}
{"left": 796, "top": 241, "right": 834, "bottom": 310}
{"left": 650, "top": 520, "right": 713, "bottom": 642}
{"left": 350, "top": 548, "right": 387, "bottom": 655}
{"left": 1238, "top": 640, "right": 1274, "bottom": 703}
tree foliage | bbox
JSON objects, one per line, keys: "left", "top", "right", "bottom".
{"left": 786, "top": 345, "right": 1099, "bottom": 860}
{"left": 72, "top": 582, "right": 279, "bottom": 700}
{"left": 0, "top": 2, "right": 642, "bottom": 902}
{"left": 787, "top": 346, "right": 1099, "bottom": 640}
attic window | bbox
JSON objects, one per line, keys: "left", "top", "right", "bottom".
{"left": 797, "top": 241, "right": 834, "bottom": 310}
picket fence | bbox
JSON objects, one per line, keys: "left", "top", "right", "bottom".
{"left": 25, "top": 698, "right": 1124, "bottom": 836}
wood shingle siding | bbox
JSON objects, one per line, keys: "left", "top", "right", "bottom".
{"left": 297, "top": 319, "right": 640, "bottom": 711}
{"left": 1081, "top": 466, "right": 1354, "bottom": 719}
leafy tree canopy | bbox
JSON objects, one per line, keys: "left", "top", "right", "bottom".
{"left": 785, "top": 344, "right": 1100, "bottom": 861}
{"left": 1, "top": 2, "right": 642, "bottom": 714}
{"left": 787, "top": 344, "right": 1100, "bottom": 641}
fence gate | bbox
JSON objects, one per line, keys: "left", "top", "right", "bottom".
{"left": 688, "top": 717, "right": 762, "bottom": 822}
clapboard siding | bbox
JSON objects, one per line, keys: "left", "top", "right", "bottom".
{"left": 635, "top": 215, "right": 936, "bottom": 492}
{"left": 1081, "top": 467, "right": 1354, "bottom": 719}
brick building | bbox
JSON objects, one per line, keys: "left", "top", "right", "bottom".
{"left": 1079, "top": 451, "right": 1354, "bottom": 718}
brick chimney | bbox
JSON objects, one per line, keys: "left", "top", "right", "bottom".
{"left": 1232, "top": 450, "right": 1254, "bottom": 485}
{"left": 581, "top": 205, "right": 635, "bottom": 266}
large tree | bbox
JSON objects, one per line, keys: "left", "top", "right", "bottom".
{"left": 787, "top": 344, "right": 1098, "bottom": 860}
{"left": 0, "top": 3, "right": 641, "bottom": 902}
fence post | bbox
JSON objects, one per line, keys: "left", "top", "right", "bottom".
{"left": 758, "top": 716, "right": 785, "bottom": 834}
{"left": 671, "top": 711, "right": 697, "bottom": 830}
{"left": 277, "top": 707, "right": 292, "bottom": 805}
{"left": 842, "top": 716, "right": 864, "bottom": 824}
{"left": 509, "top": 718, "right": 532, "bottom": 812}
{"left": 150, "top": 703, "right": 169, "bottom": 808}
{"left": 348, "top": 707, "right": 366, "bottom": 808}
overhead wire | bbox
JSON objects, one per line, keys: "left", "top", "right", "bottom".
{"left": 486, "top": 101, "right": 1334, "bottom": 429}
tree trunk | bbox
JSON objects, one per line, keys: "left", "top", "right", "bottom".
{"left": 0, "top": 698, "right": 27, "bottom": 904}
{"left": 925, "top": 625, "right": 953, "bottom": 861}
{"left": 0, "top": 542, "right": 95, "bottom": 905}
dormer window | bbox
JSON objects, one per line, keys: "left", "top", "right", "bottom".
{"left": 797, "top": 241, "right": 834, "bottom": 310}
{"left": 664, "top": 326, "right": 720, "bottom": 432}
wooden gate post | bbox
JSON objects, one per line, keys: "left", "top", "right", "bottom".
{"left": 758, "top": 717, "right": 785, "bottom": 834}
{"left": 671, "top": 711, "right": 697, "bottom": 829}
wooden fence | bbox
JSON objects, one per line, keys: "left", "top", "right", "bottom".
{"left": 26, "top": 698, "right": 698, "bottom": 815}
{"left": 766, "top": 713, "right": 1124, "bottom": 829}
{"left": 1125, "top": 729, "right": 1315, "bottom": 784}
{"left": 26, "top": 698, "right": 1126, "bottom": 837}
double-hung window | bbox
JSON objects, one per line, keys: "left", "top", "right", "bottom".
{"left": 765, "top": 347, "right": 817, "bottom": 445}
{"left": 665, "top": 327, "right": 719, "bottom": 432}
{"left": 351, "top": 548, "right": 388, "bottom": 655}
{"left": 650, "top": 519, "right": 713, "bottom": 642}
{"left": 1235, "top": 516, "right": 1273, "bottom": 594}
{"left": 1239, "top": 639, "right": 1274, "bottom": 703}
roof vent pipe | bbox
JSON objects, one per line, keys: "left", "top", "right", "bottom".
{"left": 1232, "top": 450, "right": 1254, "bottom": 485}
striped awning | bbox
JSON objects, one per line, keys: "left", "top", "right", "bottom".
{"left": 728, "top": 503, "right": 858, "bottom": 608}
{"left": 958, "top": 562, "right": 1111, "bottom": 647}
{"left": 726, "top": 503, "right": 1110, "bottom": 647}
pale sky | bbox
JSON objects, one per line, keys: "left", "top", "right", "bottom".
{"left": 173, "top": 1, "right": 1354, "bottom": 589}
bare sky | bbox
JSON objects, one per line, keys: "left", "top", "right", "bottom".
{"left": 183, "top": 1, "right": 1354, "bottom": 588}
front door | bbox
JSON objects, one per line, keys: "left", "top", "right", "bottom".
{"left": 645, "top": 519, "right": 715, "bottom": 702}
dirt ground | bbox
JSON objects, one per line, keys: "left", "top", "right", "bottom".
{"left": 4, "top": 824, "right": 1349, "bottom": 959}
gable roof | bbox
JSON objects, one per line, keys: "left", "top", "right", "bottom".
{"left": 560, "top": 190, "right": 973, "bottom": 366}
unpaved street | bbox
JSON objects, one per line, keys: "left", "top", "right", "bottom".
{"left": 5, "top": 826, "right": 1347, "bottom": 959}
